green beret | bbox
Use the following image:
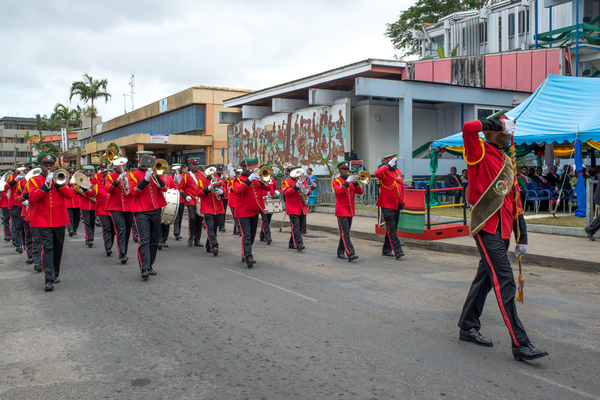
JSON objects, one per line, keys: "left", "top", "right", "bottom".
{"left": 337, "top": 161, "right": 350, "bottom": 169}
{"left": 83, "top": 165, "right": 95, "bottom": 171}
{"left": 38, "top": 154, "right": 57, "bottom": 164}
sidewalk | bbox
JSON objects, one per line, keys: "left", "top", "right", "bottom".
{"left": 299, "top": 211, "right": 600, "bottom": 273}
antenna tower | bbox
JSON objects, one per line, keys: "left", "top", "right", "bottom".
{"left": 129, "top": 74, "right": 135, "bottom": 111}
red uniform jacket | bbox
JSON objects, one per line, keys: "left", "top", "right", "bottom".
{"left": 178, "top": 171, "right": 203, "bottom": 206}
{"left": 65, "top": 184, "right": 81, "bottom": 209}
{"left": 0, "top": 177, "right": 10, "bottom": 208}
{"left": 375, "top": 165, "right": 406, "bottom": 209}
{"left": 198, "top": 177, "right": 225, "bottom": 215}
{"left": 28, "top": 175, "right": 74, "bottom": 228}
{"left": 78, "top": 175, "right": 97, "bottom": 211}
{"left": 128, "top": 168, "right": 167, "bottom": 212}
{"left": 463, "top": 120, "right": 518, "bottom": 239}
{"left": 228, "top": 179, "right": 237, "bottom": 208}
{"left": 19, "top": 183, "right": 30, "bottom": 219}
{"left": 105, "top": 171, "right": 132, "bottom": 212}
{"left": 232, "top": 176, "right": 265, "bottom": 217}
{"left": 218, "top": 175, "right": 229, "bottom": 200}
{"left": 90, "top": 175, "right": 109, "bottom": 216}
{"left": 333, "top": 177, "right": 364, "bottom": 217}
{"left": 262, "top": 178, "right": 280, "bottom": 197}
{"left": 282, "top": 177, "right": 308, "bottom": 215}
{"left": 8, "top": 177, "right": 25, "bottom": 209}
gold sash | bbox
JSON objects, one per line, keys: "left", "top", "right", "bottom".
{"left": 469, "top": 156, "right": 514, "bottom": 237}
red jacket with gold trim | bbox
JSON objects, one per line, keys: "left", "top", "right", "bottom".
{"left": 375, "top": 165, "right": 405, "bottom": 209}
{"left": 333, "top": 177, "right": 363, "bottom": 217}
{"left": 128, "top": 168, "right": 167, "bottom": 212}
{"left": 105, "top": 170, "right": 132, "bottom": 212}
{"left": 198, "top": 177, "right": 224, "bottom": 215}
{"left": 232, "top": 176, "right": 265, "bottom": 217}
{"left": 28, "top": 175, "right": 74, "bottom": 228}
{"left": 282, "top": 177, "right": 308, "bottom": 216}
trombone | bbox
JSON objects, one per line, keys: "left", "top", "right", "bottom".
{"left": 350, "top": 160, "right": 371, "bottom": 184}
{"left": 152, "top": 158, "right": 169, "bottom": 186}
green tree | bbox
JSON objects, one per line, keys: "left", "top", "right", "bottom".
{"left": 18, "top": 129, "right": 40, "bottom": 161}
{"left": 385, "top": 0, "right": 485, "bottom": 58}
{"left": 52, "top": 103, "right": 78, "bottom": 131}
{"left": 69, "top": 73, "right": 111, "bottom": 136}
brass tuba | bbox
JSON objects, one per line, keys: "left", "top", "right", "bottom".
{"left": 153, "top": 158, "right": 169, "bottom": 176}
{"left": 290, "top": 168, "right": 309, "bottom": 205}
{"left": 257, "top": 165, "right": 274, "bottom": 183}
{"left": 25, "top": 168, "right": 42, "bottom": 181}
{"left": 105, "top": 142, "right": 121, "bottom": 163}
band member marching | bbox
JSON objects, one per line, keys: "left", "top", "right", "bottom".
{"left": 458, "top": 115, "right": 547, "bottom": 361}
{"left": 178, "top": 158, "right": 204, "bottom": 247}
{"left": 105, "top": 158, "right": 133, "bottom": 264}
{"left": 333, "top": 161, "right": 363, "bottom": 261}
{"left": 22, "top": 177, "right": 43, "bottom": 273}
{"left": 259, "top": 164, "right": 279, "bottom": 245}
{"left": 216, "top": 163, "right": 228, "bottom": 232}
{"left": 166, "top": 164, "right": 184, "bottom": 241}
{"left": 79, "top": 165, "right": 97, "bottom": 247}
{"left": 91, "top": 169, "right": 115, "bottom": 256}
{"left": 375, "top": 154, "right": 406, "bottom": 259}
{"left": 19, "top": 164, "right": 36, "bottom": 266}
{"left": 282, "top": 166, "right": 310, "bottom": 251}
{"left": 65, "top": 167, "right": 81, "bottom": 236}
{"left": 1, "top": 168, "right": 13, "bottom": 241}
{"left": 28, "top": 154, "right": 74, "bottom": 291}
{"left": 128, "top": 151, "right": 168, "bottom": 280}
{"left": 199, "top": 164, "right": 225, "bottom": 256}
{"left": 159, "top": 164, "right": 180, "bottom": 248}
{"left": 7, "top": 164, "right": 27, "bottom": 253}
{"left": 229, "top": 169, "right": 242, "bottom": 235}
{"left": 232, "top": 158, "right": 266, "bottom": 268}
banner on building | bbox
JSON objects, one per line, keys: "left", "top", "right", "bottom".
{"left": 150, "top": 134, "right": 169, "bottom": 144}
{"left": 159, "top": 98, "right": 168, "bottom": 113}
{"left": 61, "top": 128, "right": 68, "bottom": 151}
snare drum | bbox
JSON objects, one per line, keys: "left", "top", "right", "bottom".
{"left": 161, "top": 189, "right": 181, "bottom": 224}
{"left": 264, "top": 199, "right": 284, "bottom": 214}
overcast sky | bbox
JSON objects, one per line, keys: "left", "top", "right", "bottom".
{"left": 1, "top": 0, "right": 414, "bottom": 124}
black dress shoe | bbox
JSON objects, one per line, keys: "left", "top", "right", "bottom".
{"left": 141, "top": 270, "right": 150, "bottom": 279}
{"left": 246, "top": 259, "right": 255, "bottom": 268}
{"left": 148, "top": 269, "right": 157, "bottom": 276}
{"left": 194, "top": 242, "right": 203, "bottom": 247}
{"left": 266, "top": 239, "right": 272, "bottom": 245}
{"left": 219, "top": 227, "right": 226, "bottom": 232}
{"left": 69, "top": 231, "right": 74, "bottom": 237}
{"left": 133, "top": 236, "right": 138, "bottom": 243}
{"left": 289, "top": 245, "right": 296, "bottom": 249}
{"left": 348, "top": 255, "right": 359, "bottom": 262}
{"left": 260, "top": 238, "right": 267, "bottom": 242}
{"left": 52, "top": 277, "right": 60, "bottom": 284}
{"left": 212, "top": 249, "right": 219, "bottom": 256}
{"left": 512, "top": 343, "right": 548, "bottom": 361}
{"left": 16, "top": 247, "right": 23, "bottom": 254}
{"left": 586, "top": 231, "right": 595, "bottom": 241}
{"left": 175, "top": 234, "right": 182, "bottom": 241}
{"left": 34, "top": 264, "right": 42, "bottom": 272}
{"left": 337, "top": 253, "right": 348, "bottom": 260}
{"left": 87, "top": 241, "right": 94, "bottom": 248}
{"left": 120, "top": 255, "right": 128, "bottom": 264}
{"left": 459, "top": 328, "right": 493, "bottom": 347}
{"left": 73, "top": 232, "right": 78, "bottom": 236}
{"left": 382, "top": 252, "right": 395, "bottom": 257}
{"left": 188, "top": 237, "right": 193, "bottom": 246}
{"left": 44, "top": 282, "right": 54, "bottom": 292}
{"left": 395, "top": 251, "right": 405, "bottom": 259}
{"left": 26, "top": 258, "right": 34, "bottom": 264}
{"left": 106, "top": 250, "right": 112, "bottom": 257}
{"left": 162, "top": 242, "right": 168, "bottom": 248}
{"left": 158, "top": 241, "right": 163, "bottom": 250}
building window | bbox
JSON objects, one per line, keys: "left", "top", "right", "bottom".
{"left": 498, "top": 17, "right": 502, "bottom": 49}
{"left": 5, "top": 138, "right": 13, "bottom": 144}
{"left": 462, "top": 27, "right": 466, "bottom": 48}
{"left": 477, "top": 107, "right": 504, "bottom": 120}
{"left": 508, "top": 13, "right": 515, "bottom": 37}
{"left": 479, "top": 21, "right": 488, "bottom": 44}
{"left": 518, "top": 11, "right": 526, "bottom": 34}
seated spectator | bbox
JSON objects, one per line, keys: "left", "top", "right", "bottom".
{"left": 444, "top": 166, "right": 463, "bottom": 204}
{"left": 528, "top": 167, "right": 536, "bottom": 177}
{"left": 532, "top": 166, "right": 549, "bottom": 188}
{"left": 460, "top": 169, "right": 468, "bottom": 204}
{"left": 561, "top": 166, "right": 573, "bottom": 190}
{"left": 545, "top": 166, "right": 560, "bottom": 190}
{"left": 517, "top": 166, "right": 534, "bottom": 211}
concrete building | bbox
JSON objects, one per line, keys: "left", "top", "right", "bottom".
{"left": 0, "top": 117, "right": 36, "bottom": 167}
{"left": 88, "top": 86, "right": 252, "bottom": 167}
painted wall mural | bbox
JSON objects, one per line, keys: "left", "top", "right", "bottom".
{"left": 229, "top": 103, "right": 348, "bottom": 174}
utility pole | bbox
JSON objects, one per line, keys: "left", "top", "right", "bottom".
{"left": 123, "top": 74, "right": 135, "bottom": 114}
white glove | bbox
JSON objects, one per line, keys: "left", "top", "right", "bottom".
{"left": 503, "top": 118, "right": 516, "bottom": 136}
{"left": 293, "top": 181, "right": 299, "bottom": 189}
{"left": 185, "top": 196, "right": 192, "bottom": 202}
{"left": 207, "top": 183, "right": 213, "bottom": 190}
{"left": 22, "top": 200, "right": 29, "bottom": 207}
{"left": 45, "top": 173, "right": 54, "bottom": 184}
{"left": 174, "top": 174, "right": 181, "bottom": 184}
{"left": 118, "top": 172, "right": 127, "bottom": 181}
{"left": 346, "top": 175, "right": 355, "bottom": 183}
{"left": 388, "top": 157, "right": 398, "bottom": 168}
{"left": 274, "top": 190, "right": 280, "bottom": 196}
{"left": 303, "top": 188, "right": 311, "bottom": 195}
{"left": 515, "top": 244, "right": 527, "bottom": 258}
{"left": 216, "top": 189, "right": 224, "bottom": 196}
{"left": 144, "top": 170, "right": 152, "bottom": 182}
{"left": 248, "top": 173, "right": 259, "bottom": 182}
{"left": 16, "top": 175, "right": 25, "bottom": 181}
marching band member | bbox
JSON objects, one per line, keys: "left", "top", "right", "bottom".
{"left": 28, "top": 154, "right": 74, "bottom": 291}
{"left": 216, "top": 164, "right": 228, "bottom": 232}
{"left": 167, "top": 164, "right": 184, "bottom": 241}
{"left": 79, "top": 165, "right": 97, "bottom": 247}
{"left": 282, "top": 166, "right": 309, "bottom": 251}
{"left": 232, "top": 158, "right": 266, "bottom": 267}
{"left": 19, "top": 165, "right": 35, "bottom": 265}
{"left": 0, "top": 168, "right": 12, "bottom": 241}
{"left": 23, "top": 180, "right": 43, "bottom": 273}
{"left": 158, "top": 164, "right": 180, "bottom": 249}
{"left": 65, "top": 168, "right": 81, "bottom": 236}
{"left": 333, "top": 161, "right": 363, "bottom": 261}
{"left": 259, "top": 163, "right": 279, "bottom": 245}
{"left": 7, "top": 164, "right": 27, "bottom": 253}
{"left": 91, "top": 170, "right": 115, "bottom": 256}
{"left": 128, "top": 152, "right": 167, "bottom": 280}
{"left": 105, "top": 158, "right": 133, "bottom": 264}
{"left": 199, "top": 164, "right": 225, "bottom": 256}
{"left": 458, "top": 116, "right": 547, "bottom": 361}
{"left": 228, "top": 169, "right": 242, "bottom": 235}
{"left": 178, "top": 158, "right": 204, "bottom": 247}
{"left": 375, "top": 154, "right": 406, "bottom": 259}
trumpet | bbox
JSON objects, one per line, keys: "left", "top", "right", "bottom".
{"left": 349, "top": 160, "right": 371, "bottom": 184}
{"left": 152, "top": 158, "right": 169, "bottom": 186}
{"left": 255, "top": 165, "right": 274, "bottom": 183}
{"left": 113, "top": 157, "right": 129, "bottom": 194}
{"left": 53, "top": 169, "right": 69, "bottom": 185}
{"left": 290, "top": 168, "right": 309, "bottom": 205}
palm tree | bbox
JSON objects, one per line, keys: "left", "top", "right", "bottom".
{"left": 52, "top": 103, "right": 77, "bottom": 131}
{"left": 19, "top": 129, "right": 40, "bottom": 161}
{"left": 69, "top": 73, "right": 111, "bottom": 136}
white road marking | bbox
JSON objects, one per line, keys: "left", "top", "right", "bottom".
{"left": 521, "top": 371, "right": 600, "bottom": 399}
{"left": 223, "top": 268, "right": 318, "bottom": 302}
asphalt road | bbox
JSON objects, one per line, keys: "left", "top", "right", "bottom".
{"left": 1, "top": 219, "right": 599, "bottom": 400}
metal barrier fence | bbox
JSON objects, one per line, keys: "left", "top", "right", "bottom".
{"left": 314, "top": 177, "right": 380, "bottom": 207}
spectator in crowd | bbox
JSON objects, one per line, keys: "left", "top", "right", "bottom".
{"left": 517, "top": 166, "right": 534, "bottom": 211}
{"left": 554, "top": 159, "right": 564, "bottom": 175}
{"left": 528, "top": 167, "right": 536, "bottom": 177}
{"left": 532, "top": 167, "right": 548, "bottom": 188}
{"left": 545, "top": 165, "right": 560, "bottom": 190}
{"left": 444, "top": 166, "right": 463, "bottom": 204}
{"left": 306, "top": 167, "right": 317, "bottom": 213}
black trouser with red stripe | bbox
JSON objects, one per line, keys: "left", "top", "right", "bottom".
{"left": 39, "top": 226, "right": 65, "bottom": 283}
{"left": 231, "top": 206, "right": 240, "bottom": 234}
{"left": 186, "top": 205, "right": 203, "bottom": 242}
{"left": 288, "top": 213, "right": 305, "bottom": 249}
{"left": 260, "top": 213, "right": 272, "bottom": 241}
{"left": 30, "top": 226, "right": 42, "bottom": 266}
{"left": 98, "top": 215, "right": 115, "bottom": 251}
{"left": 203, "top": 214, "right": 222, "bottom": 251}
{"left": 24, "top": 220, "right": 33, "bottom": 259}
{"left": 337, "top": 216, "right": 355, "bottom": 257}
{"left": 238, "top": 214, "right": 258, "bottom": 261}
{"left": 67, "top": 207, "right": 80, "bottom": 235}
{"left": 161, "top": 223, "right": 170, "bottom": 243}
{"left": 133, "top": 209, "right": 161, "bottom": 273}
{"left": 458, "top": 227, "right": 530, "bottom": 347}
{"left": 81, "top": 209, "right": 95, "bottom": 242}
{"left": 219, "top": 199, "right": 228, "bottom": 230}
{"left": 173, "top": 203, "right": 184, "bottom": 237}
{"left": 11, "top": 206, "right": 23, "bottom": 248}
{"left": 2, "top": 207, "right": 11, "bottom": 238}
{"left": 111, "top": 211, "right": 133, "bottom": 257}
{"left": 381, "top": 207, "right": 403, "bottom": 256}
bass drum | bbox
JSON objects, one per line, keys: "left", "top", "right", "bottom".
{"left": 161, "top": 189, "right": 180, "bottom": 224}
{"left": 264, "top": 198, "right": 284, "bottom": 214}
